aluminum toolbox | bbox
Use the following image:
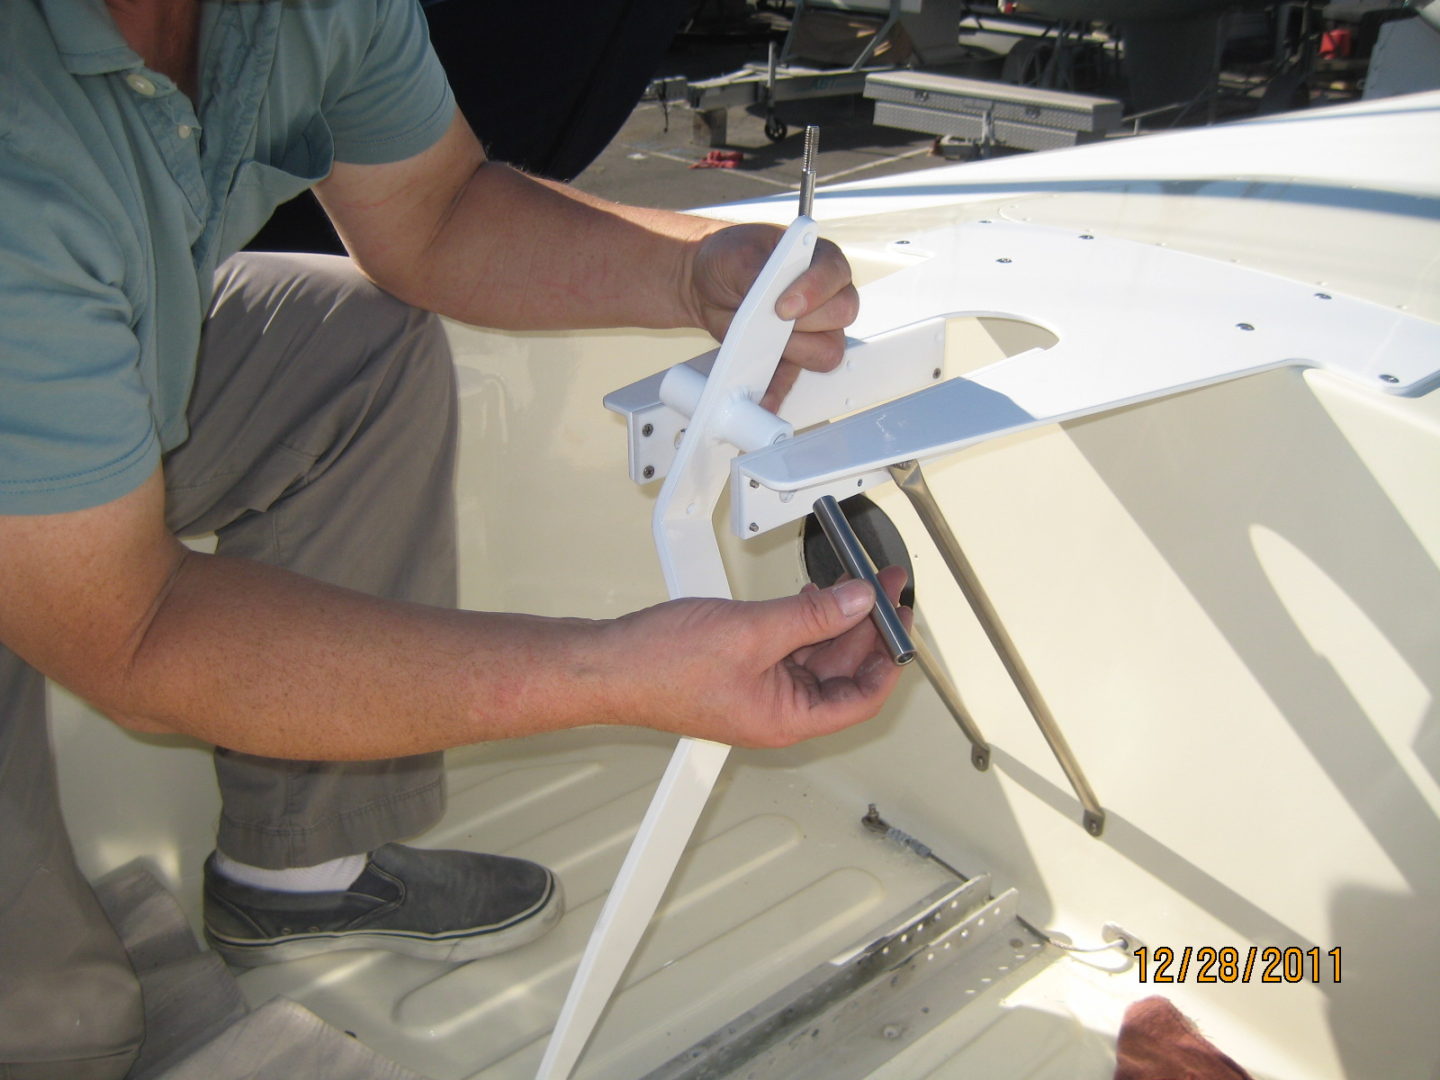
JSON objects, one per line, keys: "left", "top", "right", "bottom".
{"left": 865, "top": 70, "right": 1122, "bottom": 149}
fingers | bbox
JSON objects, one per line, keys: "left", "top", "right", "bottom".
{"left": 875, "top": 563, "right": 910, "bottom": 607}
{"left": 766, "top": 578, "right": 875, "bottom": 649}
{"left": 767, "top": 238, "right": 857, "bottom": 409}
{"left": 613, "top": 571, "right": 910, "bottom": 749}
{"left": 771, "top": 637, "right": 908, "bottom": 746}
{"left": 775, "top": 238, "right": 857, "bottom": 333}
{"left": 760, "top": 363, "right": 800, "bottom": 415}
{"left": 791, "top": 565, "right": 911, "bottom": 679}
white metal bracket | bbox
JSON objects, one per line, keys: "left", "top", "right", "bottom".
{"left": 732, "top": 220, "right": 1440, "bottom": 536}
{"left": 604, "top": 322, "right": 946, "bottom": 485}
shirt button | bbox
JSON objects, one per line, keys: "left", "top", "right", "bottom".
{"left": 178, "top": 124, "right": 193, "bottom": 139}
{"left": 125, "top": 73, "right": 158, "bottom": 96}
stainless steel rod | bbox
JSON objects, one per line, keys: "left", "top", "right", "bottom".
{"left": 912, "top": 632, "right": 990, "bottom": 771}
{"left": 799, "top": 125, "right": 818, "bottom": 219}
{"left": 888, "top": 460, "right": 1106, "bottom": 836}
{"left": 812, "top": 495, "right": 915, "bottom": 666}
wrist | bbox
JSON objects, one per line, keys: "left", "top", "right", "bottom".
{"left": 672, "top": 216, "right": 735, "bottom": 332}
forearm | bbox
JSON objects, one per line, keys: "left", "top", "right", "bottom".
{"left": 114, "top": 549, "right": 621, "bottom": 760}
{"left": 316, "top": 115, "right": 730, "bottom": 333}
{"left": 415, "top": 163, "right": 726, "bottom": 331}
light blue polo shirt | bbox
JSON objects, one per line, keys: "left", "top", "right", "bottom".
{"left": 0, "top": 0, "right": 456, "bottom": 514}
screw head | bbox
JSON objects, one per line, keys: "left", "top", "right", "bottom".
{"left": 1079, "top": 234, "right": 1094, "bottom": 240}
{"left": 1236, "top": 323, "right": 1255, "bottom": 331}
{"left": 641, "top": 423, "right": 654, "bottom": 437}
{"left": 642, "top": 465, "right": 655, "bottom": 479}
{"left": 932, "top": 367, "right": 942, "bottom": 379}
{"left": 1379, "top": 373, "right": 1400, "bottom": 384}
{"left": 1314, "top": 292, "right": 1332, "bottom": 300}
{"left": 748, "top": 522, "right": 759, "bottom": 533}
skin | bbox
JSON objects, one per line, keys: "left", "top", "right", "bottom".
{"left": 0, "top": 4, "right": 908, "bottom": 763}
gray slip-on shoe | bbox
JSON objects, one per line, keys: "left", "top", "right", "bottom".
{"left": 202, "top": 843, "right": 563, "bottom": 967}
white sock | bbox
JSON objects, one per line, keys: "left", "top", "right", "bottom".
{"left": 212, "top": 850, "right": 369, "bottom": 893}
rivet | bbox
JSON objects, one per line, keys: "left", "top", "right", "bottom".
{"left": 1079, "top": 234, "right": 1094, "bottom": 240}
{"left": 748, "top": 522, "right": 759, "bottom": 532}
{"left": 896, "top": 239, "right": 910, "bottom": 245}
{"left": 749, "top": 478, "right": 759, "bottom": 488}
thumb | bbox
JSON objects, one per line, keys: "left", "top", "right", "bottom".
{"left": 767, "top": 578, "right": 874, "bottom": 651}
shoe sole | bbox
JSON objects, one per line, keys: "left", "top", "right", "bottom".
{"left": 205, "top": 874, "right": 564, "bottom": 967}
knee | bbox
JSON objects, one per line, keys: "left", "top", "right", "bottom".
{"left": 404, "top": 308, "right": 458, "bottom": 418}
{"left": 383, "top": 306, "right": 457, "bottom": 457}
{"left": 305, "top": 261, "right": 457, "bottom": 453}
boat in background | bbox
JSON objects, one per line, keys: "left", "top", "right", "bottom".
{"left": 50, "top": 89, "right": 1440, "bottom": 1079}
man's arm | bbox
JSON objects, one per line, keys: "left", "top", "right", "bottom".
{"left": 0, "top": 110, "right": 903, "bottom": 761}
{"left": 0, "top": 469, "right": 907, "bottom": 759}
{"left": 313, "top": 109, "right": 859, "bottom": 402}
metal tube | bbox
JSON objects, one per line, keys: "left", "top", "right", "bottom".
{"left": 888, "top": 460, "right": 1106, "bottom": 836}
{"left": 812, "top": 495, "right": 915, "bottom": 666}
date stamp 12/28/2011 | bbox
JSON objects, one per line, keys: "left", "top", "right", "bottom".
{"left": 1134, "top": 946, "right": 1341, "bottom": 984}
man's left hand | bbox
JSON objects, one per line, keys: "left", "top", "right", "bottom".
{"left": 686, "top": 224, "right": 859, "bottom": 412}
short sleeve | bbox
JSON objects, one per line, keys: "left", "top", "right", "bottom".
{"left": 322, "top": 0, "right": 456, "bottom": 166}
{"left": 0, "top": 161, "right": 159, "bottom": 515}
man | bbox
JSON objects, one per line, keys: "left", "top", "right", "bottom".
{"left": 0, "top": 2, "right": 908, "bottom": 1076}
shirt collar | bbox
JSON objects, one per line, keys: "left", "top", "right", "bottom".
{"left": 40, "top": 0, "right": 143, "bottom": 76}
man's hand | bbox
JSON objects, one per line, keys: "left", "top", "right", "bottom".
{"left": 608, "top": 567, "right": 909, "bottom": 748}
{"left": 686, "top": 224, "right": 860, "bottom": 412}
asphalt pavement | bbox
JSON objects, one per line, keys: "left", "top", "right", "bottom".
{"left": 570, "top": 30, "right": 955, "bottom": 213}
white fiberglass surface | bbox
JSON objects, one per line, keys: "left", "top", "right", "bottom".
{"left": 224, "top": 730, "right": 959, "bottom": 1079}
{"left": 47, "top": 104, "right": 1440, "bottom": 1079}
